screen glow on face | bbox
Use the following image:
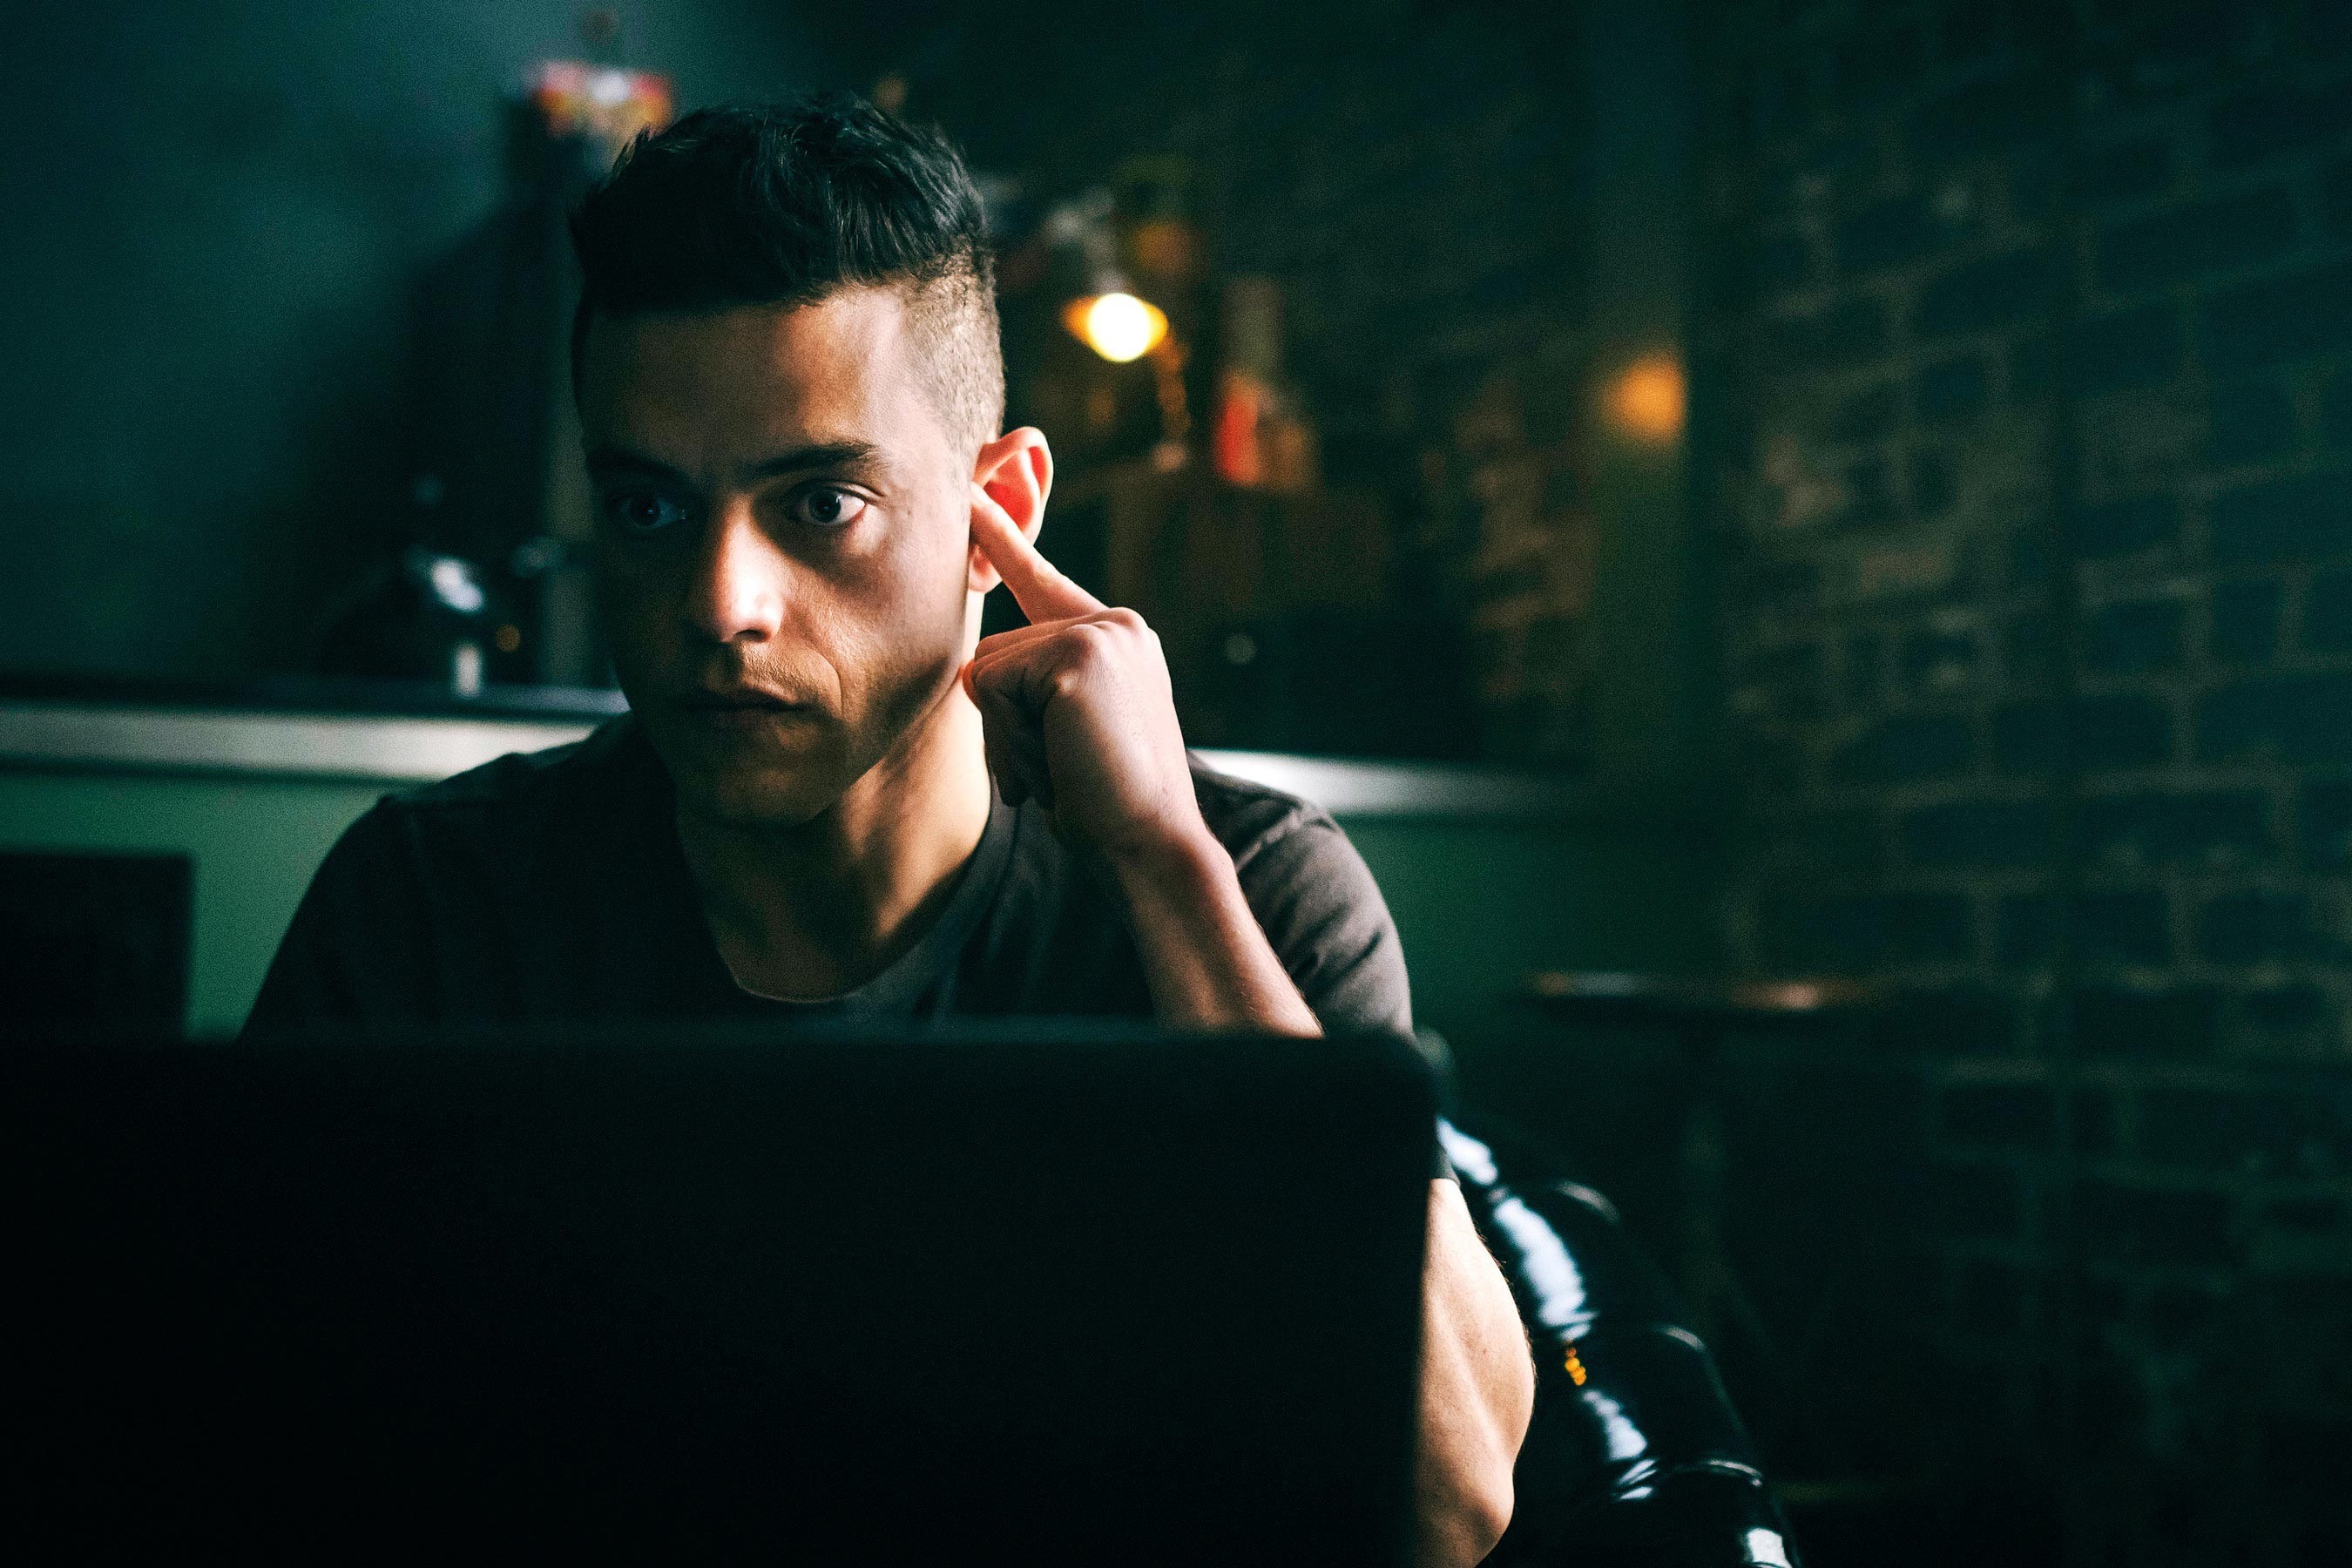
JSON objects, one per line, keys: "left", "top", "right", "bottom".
{"left": 574, "top": 294, "right": 981, "bottom": 828}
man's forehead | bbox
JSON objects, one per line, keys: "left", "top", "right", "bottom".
{"left": 578, "top": 290, "right": 944, "bottom": 465}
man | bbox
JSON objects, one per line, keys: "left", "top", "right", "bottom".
{"left": 247, "top": 95, "right": 1532, "bottom": 1564}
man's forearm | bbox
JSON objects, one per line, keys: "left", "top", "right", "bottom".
{"left": 1112, "top": 826, "right": 1532, "bottom": 1563}
{"left": 1417, "top": 1181, "right": 1535, "bottom": 1565}
{"left": 1108, "top": 826, "right": 1323, "bottom": 1036}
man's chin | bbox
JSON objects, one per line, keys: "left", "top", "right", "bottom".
{"left": 673, "top": 765, "right": 845, "bottom": 828}
{"left": 645, "top": 716, "right": 847, "bottom": 826}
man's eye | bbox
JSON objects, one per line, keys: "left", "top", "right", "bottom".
{"left": 791, "top": 487, "right": 868, "bottom": 530}
{"left": 603, "top": 490, "right": 693, "bottom": 535}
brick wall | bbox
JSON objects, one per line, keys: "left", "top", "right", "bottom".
{"left": 1700, "top": 0, "right": 2352, "bottom": 1553}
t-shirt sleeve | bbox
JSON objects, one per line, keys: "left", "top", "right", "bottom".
{"left": 1227, "top": 809, "right": 1413, "bottom": 1039}
{"left": 1225, "top": 807, "right": 1450, "bottom": 1179}
{"left": 240, "top": 803, "right": 438, "bottom": 1036}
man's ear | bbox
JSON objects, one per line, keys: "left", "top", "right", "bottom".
{"left": 968, "top": 428, "right": 1053, "bottom": 594}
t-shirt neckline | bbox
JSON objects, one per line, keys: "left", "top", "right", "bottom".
{"left": 623, "top": 720, "right": 1022, "bottom": 1017}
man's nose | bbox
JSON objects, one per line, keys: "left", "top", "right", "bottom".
{"left": 682, "top": 502, "right": 787, "bottom": 645}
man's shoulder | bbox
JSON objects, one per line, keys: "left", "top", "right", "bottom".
{"left": 335, "top": 715, "right": 659, "bottom": 889}
{"left": 247, "top": 716, "right": 666, "bottom": 1030}
{"left": 376, "top": 714, "right": 649, "bottom": 825}
{"left": 1185, "top": 754, "right": 1343, "bottom": 873}
{"left": 1182, "top": 755, "right": 1410, "bottom": 1036}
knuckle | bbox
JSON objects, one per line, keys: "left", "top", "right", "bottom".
{"left": 1065, "top": 621, "right": 1113, "bottom": 662}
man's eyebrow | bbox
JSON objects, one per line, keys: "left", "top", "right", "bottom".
{"left": 584, "top": 443, "right": 686, "bottom": 481}
{"left": 744, "top": 440, "right": 885, "bottom": 480}
{"left": 582, "top": 440, "right": 887, "bottom": 484}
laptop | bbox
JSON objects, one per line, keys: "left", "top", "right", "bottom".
{"left": 3, "top": 1026, "right": 1434, "bottom": 1563}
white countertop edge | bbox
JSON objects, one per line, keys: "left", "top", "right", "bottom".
{"left": 1192, "top": 748, "right": 1582, "bottom": 819}
{"left": 0, "top": 702, "right": 598, "bottom": 786}
{"left": 0, "top": 700, "right": 1583, "bottom": 821}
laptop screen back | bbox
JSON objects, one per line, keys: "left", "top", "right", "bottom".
{"left": 6, "top": 1027, "right": 1434, "bottom": 1563}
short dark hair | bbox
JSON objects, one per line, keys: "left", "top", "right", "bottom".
{"left": 569, "top": 94, "right": 1003, "bottom": 454}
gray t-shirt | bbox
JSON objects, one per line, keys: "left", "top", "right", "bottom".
{"left": 244, "top": 715, "right": 1414, "bottom": 1039}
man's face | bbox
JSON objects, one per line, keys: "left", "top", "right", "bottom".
{"left": 578, "top": 290, "right": 976, "bottom": 826}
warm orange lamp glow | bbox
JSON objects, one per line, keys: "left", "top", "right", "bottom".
{"left": 1064, "top": 292, "right": 1169, "bottom": 363}
{"left": 1605, "top": 353, "right": 1686, "bottom": 443}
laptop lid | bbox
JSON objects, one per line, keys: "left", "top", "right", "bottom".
{"left": 5, "top": 1026, "right": 1434, "bottom": 1563}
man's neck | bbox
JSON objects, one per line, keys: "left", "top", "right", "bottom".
{"left": 672, "top": 689, "right": 995, "bottom": 1001}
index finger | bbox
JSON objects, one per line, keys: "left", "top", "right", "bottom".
{"left": 970, "top": 484, "right": 1105, "bottom": 622}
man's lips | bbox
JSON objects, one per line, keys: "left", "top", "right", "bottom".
{"left": 676, "top": 687, "right": 810, "bottom": 714}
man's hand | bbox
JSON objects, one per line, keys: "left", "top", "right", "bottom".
{"left": 962, "top": 484, "right": 1205, "bottom": 867}
{"left": 960, "top": 478, "right": 1314, "bottom": 1037}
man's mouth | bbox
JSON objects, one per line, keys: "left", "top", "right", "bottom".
{"left": 676, "top": 687, "right": 814, "bottom": 725}
{"left": 680, "top": 689, "right": 799, "bottom": 710}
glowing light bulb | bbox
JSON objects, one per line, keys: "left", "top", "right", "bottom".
{"left": 1605, "top": 352, "right": 1686, "bottom": 443}
{"left": 1064, "top": 292, "right": 1168, "bottom": 363}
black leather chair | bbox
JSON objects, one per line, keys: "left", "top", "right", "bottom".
{"left": 1445, "top": 1113, "right": 1800, "bottom": 1567}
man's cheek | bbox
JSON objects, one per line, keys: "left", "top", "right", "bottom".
{"left": 839, "top": 538, "right": 955, "bottom": 632}
{"left": 593, "top": 572, "right": 674, "bottom": 676}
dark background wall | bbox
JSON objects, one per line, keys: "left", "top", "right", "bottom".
{"left": 1697, "top": 0, "right": 2352, "bottom": 1559}
{"left": 1, "top": 1, "right": 828, "bottom": 681}
{"left": 811, "top": 0, "right": 1712, "bottom": 776}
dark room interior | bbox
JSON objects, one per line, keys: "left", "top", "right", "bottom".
{"left": 6, "top": 3, "right": 2352, "bottom": 1564}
